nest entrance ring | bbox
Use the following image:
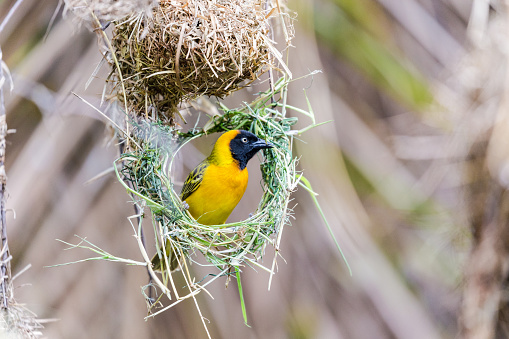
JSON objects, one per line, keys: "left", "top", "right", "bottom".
{"left": 118, "top": 99, "right": 298, "bottom": 283}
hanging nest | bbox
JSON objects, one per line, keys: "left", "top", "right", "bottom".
{"left": 110, "top": 0, "right": 278, "bottom": 124}
{"left": 114, "top": 82, "right": 301, "bottom": 314}
{"left": 63, "top": 0, "right": 301, "bottom": 325}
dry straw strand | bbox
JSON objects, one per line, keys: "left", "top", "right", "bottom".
{"left": 114, "top": 79, "right": 303, "bottom": 309}
{"left": 63, "top": 0, "right": 158, "bottom": 24}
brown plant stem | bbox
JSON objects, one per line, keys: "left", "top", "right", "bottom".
{"left": 461, "top": 162, "right": 509, "bottom": 338}
{"left": 0, "top": 46, "right": 9, "bottom": 310}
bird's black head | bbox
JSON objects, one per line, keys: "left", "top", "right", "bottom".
{"left": 230, "top": 130, "right": 273, "bottom": 170}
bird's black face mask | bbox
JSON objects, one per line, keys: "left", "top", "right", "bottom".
{"left": 230, "top": 130, "right": 273, "bottom": 170}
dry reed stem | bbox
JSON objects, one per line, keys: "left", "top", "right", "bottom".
{"left": 0, "top": 1, "right": 43, "bottom": 335}
{"left": 457, "top": 3, "right": 509, "bottom": 338}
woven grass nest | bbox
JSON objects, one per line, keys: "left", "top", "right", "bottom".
{"left": 110, "top": 0, "right": 277, "bottom": 124}
{"left": 65, "top": 0, "right": 303, "bottom": 324}
{"left": 116, "top": 83, "right": 298, "bottom": 287}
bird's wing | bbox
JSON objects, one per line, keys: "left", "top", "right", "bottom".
{"left": 180, "top": 160, "right": 208, "bottom": 201}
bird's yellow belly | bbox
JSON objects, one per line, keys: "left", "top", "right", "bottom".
{"left": 184, "top": 163, "right": 248, "bottom": 225}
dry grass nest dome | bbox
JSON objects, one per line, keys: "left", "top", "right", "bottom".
{"left": 111, "top": 0, "right": 276, "bottom": 123}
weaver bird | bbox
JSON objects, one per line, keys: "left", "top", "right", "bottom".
{"left": 152, "top": 130, "right": 274, "bottom": 271}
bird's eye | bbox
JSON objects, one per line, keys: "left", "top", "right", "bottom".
{"left": 241, "top": 137, "right": 248, "bottom": 143}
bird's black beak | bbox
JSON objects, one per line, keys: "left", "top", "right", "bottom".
{"left": 252, "top": 139, "right": 274, "bottom": 150}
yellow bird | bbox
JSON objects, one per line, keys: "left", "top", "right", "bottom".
{"left": 152, "top": 130, "right": 273, "bottom": 271}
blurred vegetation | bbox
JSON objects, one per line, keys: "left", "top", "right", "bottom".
{"left": 4, "top": 0, "right": 509, "bottom": 339}
{"left": 312, "top": 0, "right": 434, "bottom": 108}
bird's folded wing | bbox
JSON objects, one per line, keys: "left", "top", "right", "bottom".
{"left": 180, "top": 160, "right": 208, "bottom": 201}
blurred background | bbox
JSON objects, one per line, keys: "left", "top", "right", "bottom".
{"left": 2, "top": 0, "right": 506, "bottom": 338}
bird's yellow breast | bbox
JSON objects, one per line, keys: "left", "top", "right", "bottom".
{"left": 184, "top": 162, "right": 248, "bottom": 225}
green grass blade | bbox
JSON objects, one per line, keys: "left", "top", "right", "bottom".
{"left": 299, "top": 176, "right": 352, "bottom": 276}
{"left": 236, "top": 267, "right": 250, "bottom": 327}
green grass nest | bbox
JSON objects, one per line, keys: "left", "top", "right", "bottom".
{"left": 115, "top": 83, "right": 300, "bottom": 308}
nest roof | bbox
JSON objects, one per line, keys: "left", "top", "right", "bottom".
{"left": 111, "top": 0, "right": 276, "bottom": 123}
